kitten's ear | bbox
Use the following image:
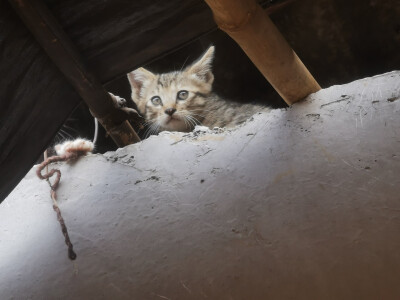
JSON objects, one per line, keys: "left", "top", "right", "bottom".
{"left": 127, "top": 67, "right": 156, "bottom": 98}
{"left": 185, "top": 46, "right": 215, "bottom": 85}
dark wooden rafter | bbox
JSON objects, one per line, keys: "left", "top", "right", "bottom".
{"left": 204, "top": 0, "right": 320, "bottom": 105}
{"left": 8, "top": 0, "right": 141, "bottom": 147}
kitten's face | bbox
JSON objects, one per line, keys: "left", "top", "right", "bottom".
{"left": 128, "top": 46, "right": 215, "bottom": 133}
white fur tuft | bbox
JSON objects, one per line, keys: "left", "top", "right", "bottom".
{"left": 54, "top": 138, "right": 94, "bottom": 156}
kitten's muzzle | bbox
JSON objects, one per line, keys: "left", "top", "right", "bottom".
{"left": 164, "top": 108, "right": 176, "bottom": 116}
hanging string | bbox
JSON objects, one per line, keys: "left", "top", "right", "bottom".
{"left": 36, "top": 140, "right": 93, "bottom": 260}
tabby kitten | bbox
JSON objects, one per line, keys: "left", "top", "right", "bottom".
{"left": 127, "top": 46, "right": 269, "bottom": 134}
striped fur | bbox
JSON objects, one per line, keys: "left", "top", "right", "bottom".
{"left": 127, "top": 46, "right": 270, "bottom": 134}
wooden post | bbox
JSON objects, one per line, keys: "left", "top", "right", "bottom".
{"left": 204, "top": 0, "right": 321, "bottom": 105}
{"left": 8, "top": 0, "right": 141, "bottom": 146}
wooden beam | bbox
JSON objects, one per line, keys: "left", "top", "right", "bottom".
{"left": 204, "top": 0, "right": 321, "bottom": 105}
{"left": 8, "top": 0, "right": 141, "bottom": 146}
{"left": 46, "top": 0, "right": 297, "bottom": 85}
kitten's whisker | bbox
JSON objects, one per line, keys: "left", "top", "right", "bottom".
{"left": 182, "top": 114, "right": 192, "bottom": 126}
{"left": 143, "top": 123, "right": 156, "bottom": 138}
{"left": 57, "top": 130, "right": 74, "bottom": 141}
{"left": 140, "top": 122, "right": 150, "bottom": 128}
{"left": 58, "top": 132, "right": 66, "bottom": 140}
{"left": 139, "top": 120, "right": 157, "bottom": 136}
{"left": 189, "top": 113, "right": 201, "bottom": 124}
{"left": 150, "top": 123, "right": 158, "bottom": 135}
{"left": 181, "top": 115, "right": 190, "bottom": 127}
{"left": 185, "top": 115, "right": 197, "bottom": 129}
{"left": 151, "top": 123, "right": 160, "bottom": 136}
{"left": 187, "top": 115, "right": 201, "bottom": 126}
{"left": 189, "top": 119, "right": 199, "bottom": 128}
{"left": 138, "top": 126, "right": 148, "bottom": 132}
{"left": 173, "top": 112, "right": 192, "bottom": 129}
{"left": 148, "top": 126, "right": 158, "bottom": 138}
{"left": 146, "top": 128, "right": 154, "bottom": 138}
{"left": 141, "top": 120, "right": 155, "bottom": 128}
{"left": 148, "top": 122, "right": 161, "bottom": 137}
{"left": 144, "top": 119, "right": 156, "bottom": 125}
{"left": 143, "top": 129, "right": 151, "bottom": 139}
{"left": 138, "top": 126, "right": 147, "bottom": 133}
{"left": 139, "top": 123, "right": 153, "bottom": 133}
{"left": 184, "top": 116, "right": 194, "bottom": 129}
{"left": 59, "top": 129, "right": 74, "bottom": 139}
{"left": 179, "top": 56, "right": 190, "bottom": 72}
{"left": 181, "top": 115, "right": 190, "bottom": 129}
{"left": 61, "top": 125, "right": 78, "bottom": 132}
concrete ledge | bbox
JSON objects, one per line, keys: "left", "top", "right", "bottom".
{"left": 1, "top": 71, "right": 400, "bottom": 299}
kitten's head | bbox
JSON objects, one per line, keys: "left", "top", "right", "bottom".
{"left": 127, "top": 46, "right": 215, "bottom": 133}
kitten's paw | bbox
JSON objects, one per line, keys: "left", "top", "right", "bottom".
{"left": 109, "top": 92, "right": 127, "bottom": 108}
{"left": 107, "top": 92, "right": 143, "bottom": 122}
{"left": 55, "top": 138, "right": 94, "bottom": 156}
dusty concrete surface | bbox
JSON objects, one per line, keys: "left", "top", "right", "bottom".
{"left": 1, "top": 71, "right": 400, "bottom": 299}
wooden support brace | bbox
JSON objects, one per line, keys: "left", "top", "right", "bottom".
{"left": 204, "top": 0, "right": 321, "bottom": 105}
{"left": 8, "top": 0, "right": 141, "bottom": 146}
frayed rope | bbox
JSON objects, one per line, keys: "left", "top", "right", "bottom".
{"left": 36, "top": 151, "right": 82, "bottom": 260}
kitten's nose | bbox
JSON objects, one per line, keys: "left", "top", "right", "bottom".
{"left": 165, "top": 108, "right": 176, "bottom": 116}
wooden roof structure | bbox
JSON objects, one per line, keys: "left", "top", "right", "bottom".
{"left": 1, "top": 0, "right": 315, "bottom": 202}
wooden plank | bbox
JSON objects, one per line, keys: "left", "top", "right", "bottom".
{"left": 204, "top": 0, "right": 320, "bottom": 104}
{"left": 8, "top": 0, "right": 141, "bottom": 147}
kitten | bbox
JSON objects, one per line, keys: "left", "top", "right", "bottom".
{"left": 127, "top": 46, "right": 270, "bottom": 135}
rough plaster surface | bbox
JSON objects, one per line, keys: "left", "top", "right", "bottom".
{"left": 1, "top": 71, "right": 400, "bottom": 299}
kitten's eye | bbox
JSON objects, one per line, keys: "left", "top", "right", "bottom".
{"left": 151, "top": 96, "right": 162, "bottom": 106}
{"left": 177, "top": 90, "right": 189, "bottom": 101}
